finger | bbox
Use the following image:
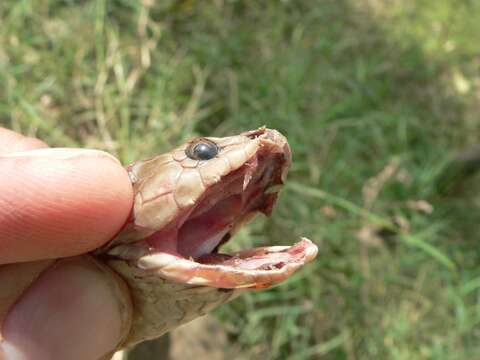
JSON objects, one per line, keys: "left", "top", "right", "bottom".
{"left": 0, "top": 256, "right": 132, "bottom": 360}
{"left": 0, "top": 148, "right": 133, "bottom": 264}
{"left": 0, "top": 127, "right": 48, "bottom": 154}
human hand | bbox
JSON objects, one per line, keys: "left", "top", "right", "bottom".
{"left": 0, "top": 128, "right": 134, "bottom": 360}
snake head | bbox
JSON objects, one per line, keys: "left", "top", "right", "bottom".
{"left": 99, "top": 127, "right": 317, "bottom": 346}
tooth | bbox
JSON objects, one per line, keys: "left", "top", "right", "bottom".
{"left": 243, "top": 172, "right": 252, "bottom": 190}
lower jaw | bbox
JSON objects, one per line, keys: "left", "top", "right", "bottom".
{"left": 136, "top": 238, "right": 318, "bottom": 289}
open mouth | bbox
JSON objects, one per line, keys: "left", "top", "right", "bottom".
{"left": 108, "top": 128, "right": 317, "bottom": 289}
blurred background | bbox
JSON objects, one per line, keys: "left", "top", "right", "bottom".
{"left": 2, "top": 1, "right": 480, "bottom": 359}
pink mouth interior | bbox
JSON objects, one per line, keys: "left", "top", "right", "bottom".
{"left": 144, "top": 151, "right": 283, "bottom": 264}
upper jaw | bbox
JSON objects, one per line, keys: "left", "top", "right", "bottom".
{"left": 163, "top": 128, "right": 291, "bottom": 258}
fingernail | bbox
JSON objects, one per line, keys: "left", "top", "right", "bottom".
{"left": 0, "top": 256, "right": 132, "bottom": 360}
{"left": 0, "top": 148, "right": 121, "bottom": 164}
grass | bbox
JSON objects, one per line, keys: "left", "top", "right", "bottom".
{"left": 2, "top": 0, "right": 480, "bottom": 359}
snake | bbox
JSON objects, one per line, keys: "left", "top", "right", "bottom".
{"left": 2, "top": 127, "right": 318, "bottom": 356}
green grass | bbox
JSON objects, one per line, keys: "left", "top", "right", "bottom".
{"left": 2, "top": 1, "right": 480, "bottom": 359}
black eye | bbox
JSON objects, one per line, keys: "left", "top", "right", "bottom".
{"left": 186, "top": 140, "right": 218, "bottom": 160}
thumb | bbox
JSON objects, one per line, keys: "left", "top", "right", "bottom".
{"left": 0, "top": 256, "right": 132, "bottom": 360}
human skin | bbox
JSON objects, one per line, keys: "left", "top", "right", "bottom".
{"left": 0, "top": 127, "right": 134, "bottom": 360}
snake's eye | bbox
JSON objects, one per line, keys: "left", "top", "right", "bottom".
{"left": 186, "top": 140, "right": 218, "bottom": 160}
